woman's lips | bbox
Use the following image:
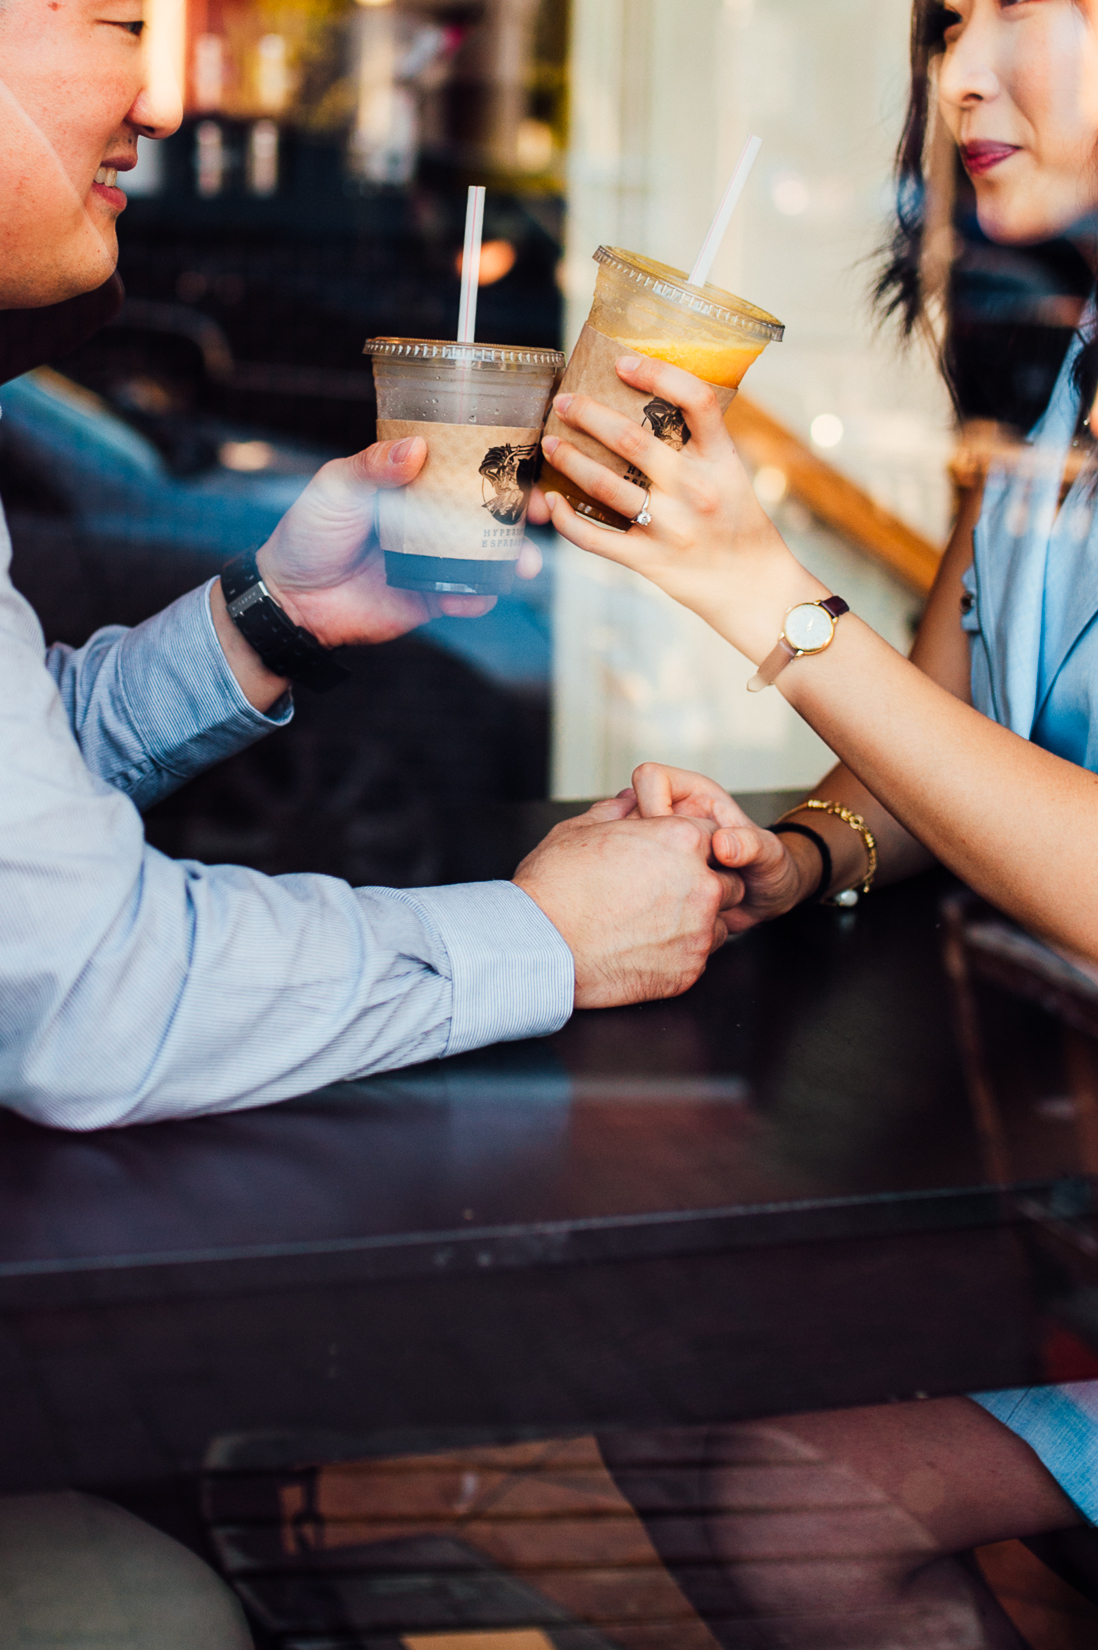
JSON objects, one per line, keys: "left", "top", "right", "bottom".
{"left": 961, "top": 142, "right": 1021, "bottom": 177}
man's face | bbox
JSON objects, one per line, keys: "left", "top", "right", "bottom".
{"left": 0, "top": 0, "right": 181, "bottom": 308}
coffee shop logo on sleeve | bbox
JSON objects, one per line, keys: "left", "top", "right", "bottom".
{"left": 480, "top": 441, "right": 540, "bottom": 526}
{"left": 625, "top": 398, "right": 691, "bottom": 488}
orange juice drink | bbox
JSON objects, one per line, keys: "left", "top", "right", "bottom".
{"left": 541, "top": 248, "right": 783, "bottom": 531}
{"left": 621, "top": 336, "right": 766, "bottom": 388}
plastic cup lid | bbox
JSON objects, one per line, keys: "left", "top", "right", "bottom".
{"left": 594, "top": 248, "right": 784, "bottom": 344}
{"left": 364, "top": 337, "right": 565, "bottom": 369}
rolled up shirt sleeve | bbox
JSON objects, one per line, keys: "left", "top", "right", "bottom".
{"left": 1, "top": 522, "right": 574, "bottom": 1129}
{"left": 45, "top": 578, "right": 291, "bottom": 810}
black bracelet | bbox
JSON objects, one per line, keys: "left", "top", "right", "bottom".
{"left": 221, "top": 550, "right": 350, "bottom": 693}
{"left": 771, "top": 822, "right": 833, "bottom": 905}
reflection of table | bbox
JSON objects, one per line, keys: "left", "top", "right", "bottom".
{"left": 0, "top": 799, "right": 1089, "bottom": 1502}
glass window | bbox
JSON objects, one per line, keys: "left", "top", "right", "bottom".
{"left": 7, "top": 0, "right": 1044, "bottom": 840}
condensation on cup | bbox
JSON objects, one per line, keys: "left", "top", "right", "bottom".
{"left": 540, "top": 247, "right": 784, "bottom": 532}
{"left": 364, "top": 338, "right": 565, "bottom": 596}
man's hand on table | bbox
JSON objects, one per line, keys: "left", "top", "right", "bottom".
{"left": 211, "top": 438, "right": 543, "bottom": 711}
{"left": 621, "top": 762, "right": 813, "bottom": 934}
{"left": 514, "top": 798, "right": 740, "bottom": 1008}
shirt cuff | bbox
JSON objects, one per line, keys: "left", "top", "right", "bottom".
{"left": 114, "top": 580, "right": 292, "bottom": 789}
{"left": 393, "top": 880, "right": 575, "bottom": 1055}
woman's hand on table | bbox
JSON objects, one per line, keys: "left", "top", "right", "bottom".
{"left": 538, "top": 353, "right": 825, "bottom": 664}
{"left": 621, "top": 763, "right": 817, "bottom": 933}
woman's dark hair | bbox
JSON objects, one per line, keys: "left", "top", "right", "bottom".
{"left": 877, "top": 0, "right": 1098, "bottom": 436}
{"left": 874, "top": 0, "right": 951, "bottom": 337}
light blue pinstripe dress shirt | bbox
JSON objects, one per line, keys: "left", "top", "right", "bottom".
{"left": 0, "top": 503, "right": 574, "bottom": 1130}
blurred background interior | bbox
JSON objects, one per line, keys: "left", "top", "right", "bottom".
{"left": 3, "top": 0, "right": 1089, "bottom": 885}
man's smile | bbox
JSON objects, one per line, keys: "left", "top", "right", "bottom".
{"left": 90, "top": 160, "right": 129, "bottom": 211}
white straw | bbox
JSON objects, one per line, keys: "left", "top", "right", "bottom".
{"left": 457, "top": 185, "right": 486, "bottom": 343}
{"left": 688, "top": 135, "right": 762, "bottom": 290}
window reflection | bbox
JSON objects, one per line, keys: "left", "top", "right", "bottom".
{"left": 8, "top": 0, "right": 1098, "bottom": 845}
{"left": 5, "top": 1, "right": 569, "bottom": 885}
{"left": 10, "top": 2, "right": 1098, "bottom": 1642}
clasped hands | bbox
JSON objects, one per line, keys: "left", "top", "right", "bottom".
{"left": 512, "top": 762, "right": 809, "bottom": 1010}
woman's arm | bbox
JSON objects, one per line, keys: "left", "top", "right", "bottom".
{"left": 543, "top": 357, "right": 1098, "bottom": 962}
{"left": 605, "top": 446, "right": 986, "bottom": 911}
{"left": 767, "top": 477, "right": 985, "bottom": 903}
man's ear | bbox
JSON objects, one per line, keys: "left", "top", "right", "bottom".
{"left": 0, "top": 273, "right": 123, "bottom": 386}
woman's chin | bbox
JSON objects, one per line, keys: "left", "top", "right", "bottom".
{"left": 975, "top": 190, "right": 1091, "bottom": 250}
{"left": 976, "top": 212, "right": 1051, "bottom": 247}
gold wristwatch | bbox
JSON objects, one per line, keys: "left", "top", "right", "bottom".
{"left": 747, "top": 596, "right": 850, "bottom": 693}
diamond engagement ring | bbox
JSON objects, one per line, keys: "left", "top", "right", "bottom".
{"left": 631, "top": 489, "right": 653, "bottom": 528}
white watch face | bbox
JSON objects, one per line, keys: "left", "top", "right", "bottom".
{"left": 784, "top": 603, "right": 834, "bottom": 653}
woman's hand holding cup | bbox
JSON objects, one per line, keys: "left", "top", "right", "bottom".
{"left": 539, "top": 352, "right": 827, "bottom": 667}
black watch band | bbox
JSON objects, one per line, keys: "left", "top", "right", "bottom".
{"left": 221, "top": 550, "right": 350, "bottom": 693}
{"left": 770, "top": 821, "right": 833, "bottom": 904}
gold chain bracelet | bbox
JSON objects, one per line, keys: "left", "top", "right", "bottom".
{"left": 779, "top": 800, "right": 878, "bottom": 906}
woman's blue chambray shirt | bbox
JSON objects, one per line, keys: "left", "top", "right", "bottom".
{"left": 963, "top": 326, "right": 1098, "bottom": 1522}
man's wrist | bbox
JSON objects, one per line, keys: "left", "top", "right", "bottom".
{"left": 254, "top": 544, "right": 311, "bottom": 634}
{"left": 221, "top": 550, "right": 351, "bottom": 691}
{"left": 209, "top": 577, "right": 291, "bottom": 713}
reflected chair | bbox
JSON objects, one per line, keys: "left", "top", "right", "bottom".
{"left": 941, "top": 889, "right": 1098, "bottom": 1631}
{"left": 941, "top": 888, "right": 1098, "bottom": 1187}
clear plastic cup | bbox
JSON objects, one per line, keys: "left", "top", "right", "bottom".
{"left": 364, "top": 338, "right": 565, "bottom": 595}
{"left": 540, "top": 247, "right": 784, "bottom": 531}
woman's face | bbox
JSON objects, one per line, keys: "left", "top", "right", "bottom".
{"left": 0, "top": 0, "right": 180, "bottom": 308}
{"left": 938, "top": 0, "right": 1098, "bottom": 244}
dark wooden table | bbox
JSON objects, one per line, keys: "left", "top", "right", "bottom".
{"left": 0, "top": 795, "right": 1092, "bottom": 1508}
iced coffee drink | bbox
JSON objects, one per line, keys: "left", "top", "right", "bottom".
{"left": 364, "top": 338, "right": 564, "bottom": 595}
{"left": 540, "top": 247, "right": 783, "bottom": 531}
